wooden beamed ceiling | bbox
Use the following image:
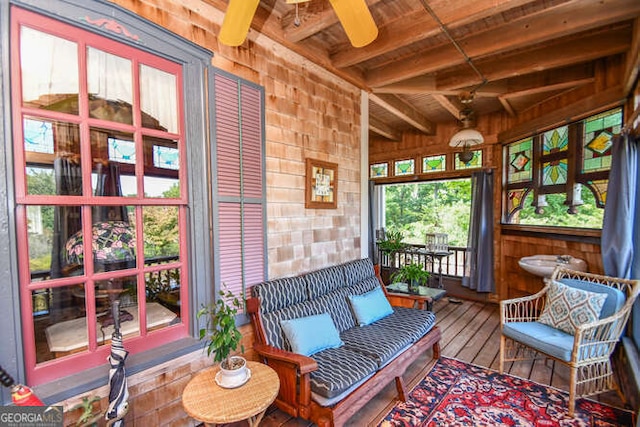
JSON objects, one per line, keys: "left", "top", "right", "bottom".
{"left": 211, "top": 0, "right": 640, "bottom": 139}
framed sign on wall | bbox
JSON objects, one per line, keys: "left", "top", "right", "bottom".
{"left": 305, "top": 158, "right": 338, "bottom": 209}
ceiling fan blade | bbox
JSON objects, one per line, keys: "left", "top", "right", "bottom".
{"left": 328, "top": 0, "right": 378, "bottom": 48}
{"left": 218, "top": 0, "right": 261, "bottom": 47}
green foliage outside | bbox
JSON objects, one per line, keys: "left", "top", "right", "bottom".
{"left": 383, "top": 179, "right": 472, "bottom": 247}
{"left": 514, "top": 185, "right": 604, "bottom": 228}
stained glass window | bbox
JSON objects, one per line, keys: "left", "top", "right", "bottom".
{"left": 395, "top": 159, "right": 414, "bottom": 176}
{"left": 454, "top": 150, "right": 482, "bottom": 170}
{"left": 542, "top": 126, "right": 568, "bottom": 155}
{"left": 153, "top": 145, "right": 179, "bottom": 170}
{"left": 370, "top": 162, "right": 388, "bottom": 178}
{"left": 502, "top": 107, "right": 621, "bottom": 229}
{"left": 582, "top": 108, "right": 620, "bottom": 173}
{"left": 23, "top": 118, "right": 54, "bottom": 154}
{"left": 422, "top": 155, "right": 446, "bottom": 173}
{"left": 507, "top": 138, "right": 532, "bottom": 184}
{"left": 542, "top": 159, "right": 567, "bottom": 185}
{"left": 108, "top": 137, "right": 136, "bottom": 164}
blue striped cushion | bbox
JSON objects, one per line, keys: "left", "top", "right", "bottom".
{"left": 252, "top": 276, "right": 308, "bottom": 314}
{"left": 310, "top": 346, "right": 378, "bottom": 398}
{"left": 341, "top": 258, "right": 375, "bottom": 287}
{"left": 305, "top": 265, "right": 346, "bottom": 299}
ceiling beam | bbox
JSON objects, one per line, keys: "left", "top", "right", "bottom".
{"left": 365, "top": 0, "right": 640, "bottom": 88}
{"left": 369, "top": 116, "right": 401, "bottom": 141}
{"left": 436, "top": 26, "right": 631, "bottom": 91}
{"left": 432, "top": 94, "right": 461, "bottom": 119}
{"left": 369, "top": 94, "right": 435, "bottom": 134}
{"left": 502, "top": 78, "right": 595, "bottom": 99}
{"left": 498, "top": 97, "right": 516, "bottom": 117}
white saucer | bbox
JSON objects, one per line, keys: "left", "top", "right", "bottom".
{"left": 215, "top": 368, "right": 251, "bottom": 389}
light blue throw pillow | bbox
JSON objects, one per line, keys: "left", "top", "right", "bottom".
{"left": 348, "top": 286, "right": 394, "bottom": 326}
{"left": 280, "top": 313, "right": 344, "bottom": 356}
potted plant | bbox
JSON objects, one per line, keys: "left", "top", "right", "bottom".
{"left": 197, "top": 287, "right": 247, "bottom": 388}
{"left": 390, "top": 262, "right": 430, "bottom": 292}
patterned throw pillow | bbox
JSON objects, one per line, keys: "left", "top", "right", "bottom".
{"left": 538, "top": 280, "right": 607, "bottom": 335}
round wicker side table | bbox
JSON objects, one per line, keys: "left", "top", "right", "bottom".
{"left": 182, "top": 360, "right": 280, "bottom": 427}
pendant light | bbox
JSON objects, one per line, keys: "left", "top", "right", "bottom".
{"left": 449, "top": 92, "right": 484, "bottom": 164}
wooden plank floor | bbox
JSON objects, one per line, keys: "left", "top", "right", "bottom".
{"left": 246, "top": 298, "right": 628, "bottom": 427}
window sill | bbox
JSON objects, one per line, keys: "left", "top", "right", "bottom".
{"left": 501, "top": 224, "right": 601, "bottom": 244}
{"left": 34, "top": 337, "right": 201, "bottom": 406}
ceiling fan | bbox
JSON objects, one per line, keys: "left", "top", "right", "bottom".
{"left": 218, "top": 0, "right": 378, "bottom": 48}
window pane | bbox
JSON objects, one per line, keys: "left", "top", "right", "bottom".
{"left": 542, "top": 126, "right": 568, "bottom": 155}
{"left": 36, "top": 284, "right": 87, "bottom": 362}
{"left": 394, "top": 159, "right": 414, "bottom": 176}
{"left": 29, "top": 205, "right": 83, "bottom": 279}
{"left": 91, "top": 128, "right": 136, "bottom": 197}
{"left": 20, "top": 27, "right": 78, "bottom": 114}
{"left": 95, "top": 275, "right": 138, "bottom": 349}
{"left": 90, "top": 209, "right": 136, "bottom": 273}
{"left": 582, "top": 109, "right": 620, "bottom": 173}
{"left": 146, "top": 268, "right": 181, "bottom": 326}
{"left": 144, "top": 137, "right": 179, "bottom": 198}
{"left": 25, "top": 119, "right": 82, "bottom": 196}
{"left": 507, "top": 138, "right": 532, "bottom": 183}
{"left": 512, "top": 189, "right": 604, "bottom": 228}
{"left": 143, "top": 206, "right": 179, "bottom": 258}
{"left": 87, "top": 47, "right": 133, "bottom": 124}
{"left": 454, "top": 150, "right": 482, "bottom": 169}
{"left": 542, "top": 159, "right": 568, "bottom": 185}
{"left": 140, "top": 64, "right": 178, "bottom": 133}
{"left": 370, "top": 162, "right": 388, "bottom": 178}
{"left": 422, "top": 155, "right": 446, "bottom": 173}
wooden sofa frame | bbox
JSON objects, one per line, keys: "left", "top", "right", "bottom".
{"left": 246, "top": 266, "right": 441, "bottom": 427}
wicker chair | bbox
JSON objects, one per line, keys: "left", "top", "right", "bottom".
{"left": 500, "top": 266, "right": 640, "bottom": 416}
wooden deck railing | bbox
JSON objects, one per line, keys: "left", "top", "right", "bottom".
{"left": 378, "top": 243, "right": 467, "bottom": 278}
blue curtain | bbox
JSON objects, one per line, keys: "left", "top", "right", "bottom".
{"left": 462, "top": 170, "right": 495, "bottom": 292}
{"left": 601, "top": 131, "right": 640, "bottom": 350}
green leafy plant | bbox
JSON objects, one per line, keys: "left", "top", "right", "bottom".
{"left": 377, "top": 229, "right": 407, "bottom": 255}
{"left": 197, "top": 287, "right": 245, "bottom": 368}
{"left": 70, "top": 395, "right": 101, "bottom": 427}
{"left": 390, "top": 263, "right": 430, "bottom": 288}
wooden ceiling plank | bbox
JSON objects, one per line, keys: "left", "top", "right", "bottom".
{"left": 369, "top": 116, "right": 401, "bottom": 140}
{"left": 432, "top": 94, "right": 461, "bottom": 119}
{"left": 623, "top": 17, "right": 640, "bottom": 95}
{"left": 462, "top": 0, "right": 640, "bottom": 61}
{"left": 437, "top": 28, "right": 631, "bottom": 91}
{"left": 369, "top": 93, "right": 434, "bottom": 134}
{"left": 426, "top": 0, "right": 534, "bottom": 29}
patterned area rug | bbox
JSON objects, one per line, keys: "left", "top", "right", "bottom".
{"left": 379, "top": 357, "right": 634, "bottom": 427}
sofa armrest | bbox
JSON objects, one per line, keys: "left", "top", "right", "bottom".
{"left": 253, "top": 342, "right": 318, "bottom": 374}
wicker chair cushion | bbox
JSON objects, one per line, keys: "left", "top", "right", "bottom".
{"left": 539, "top": 280, "right": 607, "bottom": 335}
{"left": 309, "top": 346, "right": 378, "bottom": 399}
{"left": 557, "top": 278, "right": 626, "bottom": 318}
{"left": 503, "top": 322, "right": 574, "bottom": 362}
